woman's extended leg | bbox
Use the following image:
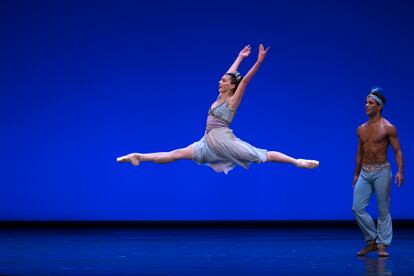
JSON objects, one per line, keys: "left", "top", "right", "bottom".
{"left": 266, "top": 151, "right": 319, "bottom": 169}
{"left": 117, "top": 145, "right": 193, "bottom": 166}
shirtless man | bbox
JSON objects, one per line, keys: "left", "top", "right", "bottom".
{"left": 352, "top": 88, "right": 404, "bottom": 257}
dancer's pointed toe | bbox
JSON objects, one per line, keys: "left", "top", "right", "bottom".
{"left": 296, "top": 159, "right": 319, "bottom": 169}
{"left": 116, "top": 156, "right": 127, "bottom": 163}
{"left": 116, "top": 153, "right": 141, "bottom": 166}
{"left": 309, "top": 160, "right": 320, "bottom": 168}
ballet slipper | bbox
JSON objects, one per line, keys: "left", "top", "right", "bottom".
{"left": 296, "top": 159, "right": 319, "bottom": 169}
{"left": 116, "top": 153, "right": 141, "bottom": 166}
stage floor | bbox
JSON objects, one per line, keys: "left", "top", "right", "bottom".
{"left": 1, "top": 226, "right": 413, "bottom": 275}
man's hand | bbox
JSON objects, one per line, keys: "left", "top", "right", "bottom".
{"left": 395, "top": 171, "right": 404, "bottom": 187}
{"left": 239, "top": 45, "right": 251, "bottom": 58}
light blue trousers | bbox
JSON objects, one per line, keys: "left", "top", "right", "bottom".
{"left": 352, "top": 166, "right": 392, "bottom": 246}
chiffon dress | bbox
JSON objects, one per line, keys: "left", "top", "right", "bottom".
{"left": 192, "top": 99, "right": 267, "bottom": 174}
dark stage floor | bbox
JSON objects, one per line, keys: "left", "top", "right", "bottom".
{"left": 0, "top": 225, "right": 414, "bottom": 275}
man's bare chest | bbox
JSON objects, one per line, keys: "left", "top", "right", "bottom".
{"left": 360, "top": 127, "right": 389, "bottom": 144}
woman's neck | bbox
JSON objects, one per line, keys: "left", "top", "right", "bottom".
{"left": 218, "top": 91, "right": 232, "bottom": 100}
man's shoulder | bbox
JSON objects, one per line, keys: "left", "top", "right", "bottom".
{"left": 382, "top": 118, "right": 398, "bottom": 134}
{"left": 381, "top": 118, "right": 394, "bottom": 127}
{"left": 356, "top": 123, "right": 367, "bottom": 137}
{"left": 358, "top": 122, "right": 368, "bottom": 130}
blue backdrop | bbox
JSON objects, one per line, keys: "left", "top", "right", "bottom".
{"left": 1, "top": 0, "right": 412, "bottom": 220}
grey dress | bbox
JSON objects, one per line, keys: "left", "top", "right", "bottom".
{"left": 192, "top": 99, "right": 267, "bottom": 174}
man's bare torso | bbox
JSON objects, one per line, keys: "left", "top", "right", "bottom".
{"left": 358, "top": 118, "right": 393, "bottom": 164}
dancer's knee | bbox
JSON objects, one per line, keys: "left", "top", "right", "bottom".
{"left": 352, "top": 205, "right": 365, "bottom": 214}
{"left": 171, "top": 146, "right": 192, "bottom": 160}
{"left": 170, "top": 149, "right": 187, "bottom": 160}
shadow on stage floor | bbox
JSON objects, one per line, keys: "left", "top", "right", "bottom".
{"left": 0, "top": 221, "right": 413, "bottom": 275}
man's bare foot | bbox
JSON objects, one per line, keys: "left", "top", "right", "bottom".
{"left": 377, "top": 244, "right": 389, "bottom": 257}
{"left": 296, "top": 159, "right": 319, "bottom": 169}
{"left": 116, "top": 153, "right": 141, "bottom": 166}
{"left": 357, "top": 241, "right": 377, "bottom": 256}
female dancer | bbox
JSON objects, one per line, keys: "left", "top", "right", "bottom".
{"left": 117, "top": 44, "right": 319, "bottom": 174}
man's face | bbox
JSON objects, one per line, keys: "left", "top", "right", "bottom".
{"left": 365, "top": 96, "right": 381, "bottom": 116}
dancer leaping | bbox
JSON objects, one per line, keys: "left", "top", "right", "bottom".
{"left": 117, "top": 44, "right": 319, "bottom": 174}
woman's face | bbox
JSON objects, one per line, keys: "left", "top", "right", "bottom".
{"left": 218, "top": 75, "right": 235, "bottom": 93}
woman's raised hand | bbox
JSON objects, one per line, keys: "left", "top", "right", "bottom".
{"left": 239, "top": 45, "right": 251, "bottom": 58}
{"left": 258, "top": 44, "right": 270, "bottom": 62}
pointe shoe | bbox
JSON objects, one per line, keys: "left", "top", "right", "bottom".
{"left": 377, "top": 244, "right": 389, "bottom": 257}
{"left": 356, "top": 241, "right": 376, "bottom": 256}
{"left": 116, "top": 156, "right": 128, "bottom": 162}
{"left": 116, "top": 153, "right": 141, "bottom": 166}
{"left": 296, "top": 159, "right": 320, "bottom": 169}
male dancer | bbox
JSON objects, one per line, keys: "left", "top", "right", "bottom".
{"left": 352, "top": 87, "right": 404, "bottom": 257}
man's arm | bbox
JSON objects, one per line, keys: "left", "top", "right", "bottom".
{"left": 227, "top": 45, "right": 251, "bottom": 73}
{"left": 388, "top": 125, "right": 404, "bottom": 187}
{"left": 353, "top": 127, "right": 363, "bottom": 188}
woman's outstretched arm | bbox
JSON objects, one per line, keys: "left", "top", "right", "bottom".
{"left": 229, "top": 44, "right": 270, "bottom": 111}
{"left": 227, "top": 45, "right": 251, "bottom": 73}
